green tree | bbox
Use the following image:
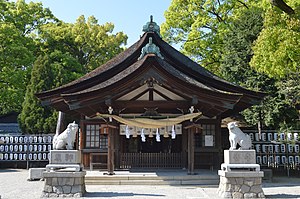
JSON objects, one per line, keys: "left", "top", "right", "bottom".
{"left": 39, "top": 15, "right": 128, "bottom": 73}
{"left": 0, "top": 0, "right": 57, "bottom": 115}
{"left": 250, "top": 1, "right": 300, "bottom": 79}
{"left": 161, "top": 0, "right": 260, "bottom": 74}
{"left": 19, "top": 51, "right": 83, "bottom": 134}
{"left": 162, "top": 0, "right": 300, "bottom": 129}
{"left": 19, "top": 55, "right": 57, "bottom": 134}
{"left": 19, "top": 15, "right": 127, "bottom": 133}
{"left": 249, "top": 0, "right": 300, "bottom": 129}
{"left": 220, "top": 7, "right": 264, "bottom": 84}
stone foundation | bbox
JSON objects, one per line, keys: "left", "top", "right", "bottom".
{"left": 218, "top": 170, "right": 265, "bottom": 198}
{"left": 42, "top": 171, "right": 86, "bottom": 197}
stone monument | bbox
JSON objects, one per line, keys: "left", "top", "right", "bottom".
{"left": 42, "top": 122, "right": 86, "bottom": 198}
{"left": 217, "top": 122, "right": 265, "bottom": 198}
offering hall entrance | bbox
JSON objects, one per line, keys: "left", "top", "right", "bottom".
{"left": 120, "top": 132, "right": 183, "bottom": 169}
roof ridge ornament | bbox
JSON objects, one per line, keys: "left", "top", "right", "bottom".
{"left": 138, "top": 37, "right": 164, "bottom": 60}
{"left": 142, "top": 15, "right": 161, "bottom": 37}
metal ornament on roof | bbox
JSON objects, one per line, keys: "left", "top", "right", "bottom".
{"left": 142, "top": 15, "right": 161, "bottom": 37}
{"left": 138, "top": 37, "right": 164, "bottom": 60}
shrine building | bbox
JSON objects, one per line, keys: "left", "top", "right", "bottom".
{"left": 36, "top": 16, "right": 265, "bottom": 174}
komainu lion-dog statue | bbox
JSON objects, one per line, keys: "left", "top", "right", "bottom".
{"left": 227, "top": 122, "right": 252, "bottom": 150}
{"left": 53, "top": 121, "right": 78, "bottom": 150}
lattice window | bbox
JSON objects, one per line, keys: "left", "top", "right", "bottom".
{"left": 85, "top": 124, "right": 108, "bottom": 149}
{"left": 195, "top": 124, "right": 216, "bottom": 147}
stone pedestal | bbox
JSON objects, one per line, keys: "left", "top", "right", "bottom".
{"left": 46, "top": 150, "right": 82, "bottom": 171}
{"left": 218, "top": 150, "right": 265, "bottom": 199}
{"left": 42, "top": 171, "right": 86, "bottom": 198}
{"left": 42, "top": 150, "right": 86, "bottom": 198}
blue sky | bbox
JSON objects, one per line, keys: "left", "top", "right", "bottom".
{"left": 27, "top": 0, "right": 172, "bottom": 46}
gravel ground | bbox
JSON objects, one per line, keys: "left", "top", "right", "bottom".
{"left": 0, "top": 169, "right": 300, "bottom": 199}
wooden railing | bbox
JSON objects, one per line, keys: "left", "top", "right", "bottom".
{"left": 120, "top": 153, "right": 182, "bottom": 169}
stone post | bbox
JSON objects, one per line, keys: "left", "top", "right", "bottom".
{"left": 217, "top": 150, "right": 265, "bottom": 199}
{"left": 42, "top": 150, "right": 86, "bottom": 198}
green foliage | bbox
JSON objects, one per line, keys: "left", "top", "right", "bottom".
{"left": 0, "top": 0, "right": 128, "bottom": 133}
{"left": 161, "top": 0, "right": 260, "bottom": 74}
{"left": 250, "top": 1, "right": 300, "bottom": 78}
{"left": 19, "top": 55, "right": 57, "bottom": 134}
{"left": 163, "top": 0, "right": 300, "bottom": 130}
{"left": 218, "top": 6, "right": 288, "bottom": 129}
{"left": 220, "top": 7, "right": 264, "bottom": 84}
{"left": 0, "top": 0, "right": 57, "bottom": 115}
{"left": 248, "top": 0, "right": 300, "bottom": 129}
{"left": 19, "top": 52, "right": 83, "bottom": 134}
{"left": 39, "top": 15, "right": 128, "bottom": 73}
{"left": 18, "top": 12, "right": 127, "bottom": 133}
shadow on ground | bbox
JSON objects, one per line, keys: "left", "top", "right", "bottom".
{"left": 267, "top": 194, "right": 300, "bottom": 198}
{"left": 85, "top": 192, "right": 165, "bottom": 198}
{"left": 0, "top": 169, "right": 20, "bottom": 173}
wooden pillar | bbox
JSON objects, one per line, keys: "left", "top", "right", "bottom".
{"left": 215, "top": 117, "right": 222, "bottom": 168}
{"left": 187, "top": 129, "right": 195, "bottom": 175}
{"left": 107, "top": 128, "right": 115, "bottom": 175}
{"left": 115, "top": 128, "right": 120, "bottom": 169}
{"left": 185, "top": 123, "right": 202, "bottom": 175}
{"left": 55, "top": 111, "right": 65, "bottom": 134}
{"left": 79, "top": 114, "right": 85, "bottom": 150}
{"left": 182, "top": 130, "right": 188, "bottom": 169}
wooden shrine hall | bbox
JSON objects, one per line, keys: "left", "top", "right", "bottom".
{"left": 36, "top": 16, "right": 265, "bottom": 174}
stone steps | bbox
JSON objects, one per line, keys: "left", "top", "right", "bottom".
{"left": 85, "top": 170, "right": 219, "bottom": 185}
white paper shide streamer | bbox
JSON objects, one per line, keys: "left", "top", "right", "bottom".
{"left": 156, "top": 128, "right": 160, "bottom": 142}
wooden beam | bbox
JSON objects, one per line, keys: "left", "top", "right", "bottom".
{"left": 114, "top": 100, "right": 188, "bottom": 109}
{"left": 130, "top": 88, "right": 149, "bottom": 101}
{"left": 153, "top": 89, "right": 173, "bottom": 101}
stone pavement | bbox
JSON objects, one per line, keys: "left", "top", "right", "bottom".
{"left": 1, "top": 169, "right": 300, "bottom": 199}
